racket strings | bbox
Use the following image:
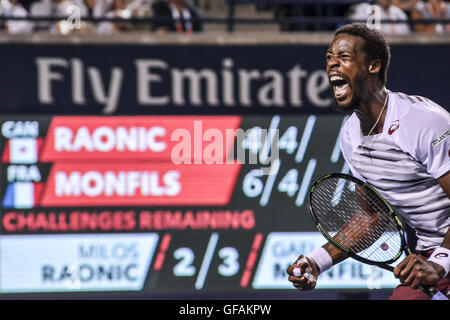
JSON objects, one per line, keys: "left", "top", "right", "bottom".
{"left": 327, "top": 182, "right": 398, "bottom": 255}
{"left": 327, "top": 182, "right": 401, "bottom": 261}
{"left": 362, "top": 231, "right": 399, "bottom": 261}
{"left": 331, "top": 196, "right": 391, "bottom": 256}
{"left": 314, "top": 192, "right": 399, "bottom": 262}
{"left": 311, "top": 178, "right": 402, "bottom": 263}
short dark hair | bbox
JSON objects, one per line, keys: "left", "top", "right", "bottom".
{"left": 334, "top": 23, "right": 391, "bottom": 86}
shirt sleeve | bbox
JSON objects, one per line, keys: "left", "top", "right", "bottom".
{"left": 405, "top": 106, "right": 450, "bottom": 180}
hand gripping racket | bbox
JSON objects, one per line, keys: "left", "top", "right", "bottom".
{"left": 307, "top": 173, "right": 448, "bottom": 300}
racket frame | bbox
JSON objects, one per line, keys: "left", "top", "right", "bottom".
{"left": 308, "top": 173, "right": 410, "bottom": 271}
{"left": 307, "top": 172, "right": 446, "bottom": 299}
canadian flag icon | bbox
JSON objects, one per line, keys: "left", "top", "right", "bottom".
{"left": 2, "top": 138, "right": 43, "bottom": 164}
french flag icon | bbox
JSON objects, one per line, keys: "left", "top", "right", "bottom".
{"left": 2, "top": 182, "right": 44, "bottom": 209}
{"left": 2, "top": 138, "right": 43, "bottom": 164}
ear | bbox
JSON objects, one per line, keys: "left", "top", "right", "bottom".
{"left": 368, "top": 59, "right": 381, "bottom": 75}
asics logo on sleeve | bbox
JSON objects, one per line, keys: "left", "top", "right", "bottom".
{"left": 434, "top": 253, "right": 449, "bottom": 259}
{"left": 432, "top": 129, "right": 450, "bottom": 147}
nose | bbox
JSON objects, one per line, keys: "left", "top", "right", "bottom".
{"left": 326, "top": 55, "right": 339, "bottom": 72}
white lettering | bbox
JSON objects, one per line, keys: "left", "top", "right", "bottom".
{"left": 306, "top": 70, "right": 332, "bottom": 108}
{"left": 1, "top": 121, "right": 39, "bottom": 138}
{"left": 238, "top": 69, "right": 260, "bottom": 106}
{"left": 53, "top": 126, "right": 167, "bottom": 153}
{"left": 222, "top": 58, "right": 235, "bottom": 106}
{"left": 81, "top": 171, "right": 104, "bottom": 197}
{"left": 172, "top": 68, "right": 219, "bottom": 106}
{"left": 7, "top": 165, "right": 41, "bottom": 182}
{"left": 36, "top": 57, "right": 69, "bottom": 104}
{"left": 54, "top": 171, "right": 181, "bottom": 197}
{"left": 135, "top": 59, "right": 169, "bottom": 105}
{"left": 56, "top": 171, "right": 81, "bottom": 196}
{"left": 35, "top": 57, "right": 332, "bottom": 112}
{"left": 258, "top": 70, "right": 284, "bottom": 107}
{"left": 87, "top": 67, "right": 123, "bottom": 114}
{"left": 287, "top": 65, "right": 308, "bottom": 107}
{"left": 92, "top": 126, "right": 115, "bottom": 152}
{"left": 72, "top": 58, "right": 86, "bottom": 105}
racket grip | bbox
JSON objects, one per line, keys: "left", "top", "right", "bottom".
{"left": 420, "top": 285, "right": 449, "bottom": 300}
{"left": 430, "top": 290, "right": 448, "bottom": 300}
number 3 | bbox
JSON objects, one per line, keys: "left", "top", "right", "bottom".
{"left": 218, "top": 247, "right": 239, "bottom": 277}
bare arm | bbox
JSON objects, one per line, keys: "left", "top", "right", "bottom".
{"left": 322, "top": 183, "right": 387, "bottom": 263}
{"left": 287, "top": 185, "right": 384, "bottom": 289}
{"left": 438, "top": 172, "right": 450, "bottom": 251}
{"left": 322, "top": 242, "right": 347, "bottom": 265}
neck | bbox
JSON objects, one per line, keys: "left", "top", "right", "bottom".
{"left": 355, "top": 86, "right": 388, "bottom": 135}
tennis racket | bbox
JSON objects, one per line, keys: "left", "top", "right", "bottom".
{"left": 306, "top": 172, "right": 448, "bottom": 300}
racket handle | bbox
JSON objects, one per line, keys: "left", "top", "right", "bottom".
{"left": 430, "top": 291, "right": 448, "bottom": 300}
{"left": 422, "top": 286, "right": 449, "bottom": 300}
{"left": 377, "top": 265, "right": 447, "bottom": 300}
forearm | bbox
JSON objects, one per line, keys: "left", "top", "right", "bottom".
{"left": 426, "top": 223, "right": 450, "bottom": 278}
{"left": 304, "top": 241, "right": 348, "bottom": 275}
{"left": 394, "top": 174, "right": 450, "bottom": 282}
{"left": 441, "top": 228, "right": 450, "bottom": 250}
{"left": 425, "top": 229, "right": 450, "bottom": 279}
{"left": 316, "top": 202, "right": 379, "bottom": 269}
{"left": 322, "top": 242, "right": 348, "bottom": 265}
{"left": 437, "top": 173, "right": 450, "bottom": 249}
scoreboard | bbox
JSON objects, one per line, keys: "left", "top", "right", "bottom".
{"left": 0, "top": 115, "right": 402, "bottom": 295}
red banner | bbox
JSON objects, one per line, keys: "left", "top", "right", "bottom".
{"left": 40, "top": 116, "right": 242, "bottom": 162}
{"left": 40, "top": 162, "right": 241, "bottom": 206}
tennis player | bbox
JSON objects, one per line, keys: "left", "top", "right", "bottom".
{"left": 286, "top": 23, "right": 450, "bottom": 300}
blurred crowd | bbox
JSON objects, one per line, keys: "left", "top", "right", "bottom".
{"left": 276, "top": 0, "right": 450, "bottom": 34}
{"left": 0, "top": 0, "right": 449, "bottom": 35}
{"left": 0, "top": 0, "right": 204, "bottom": 34}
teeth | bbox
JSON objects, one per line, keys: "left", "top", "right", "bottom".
{"left": 330, "top": 75, "right": 344, "bottom": 82}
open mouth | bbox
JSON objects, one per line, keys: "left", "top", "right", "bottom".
{"left": 330, "top": 75, "right": 350, "bottom": 101}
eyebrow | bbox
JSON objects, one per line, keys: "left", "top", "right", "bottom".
{"left": 326, "top": 50, "right": 353, "bottom": 55}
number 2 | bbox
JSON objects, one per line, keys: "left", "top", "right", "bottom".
{"left": 173, "top": 248, "right": 196, "bottom": 277}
